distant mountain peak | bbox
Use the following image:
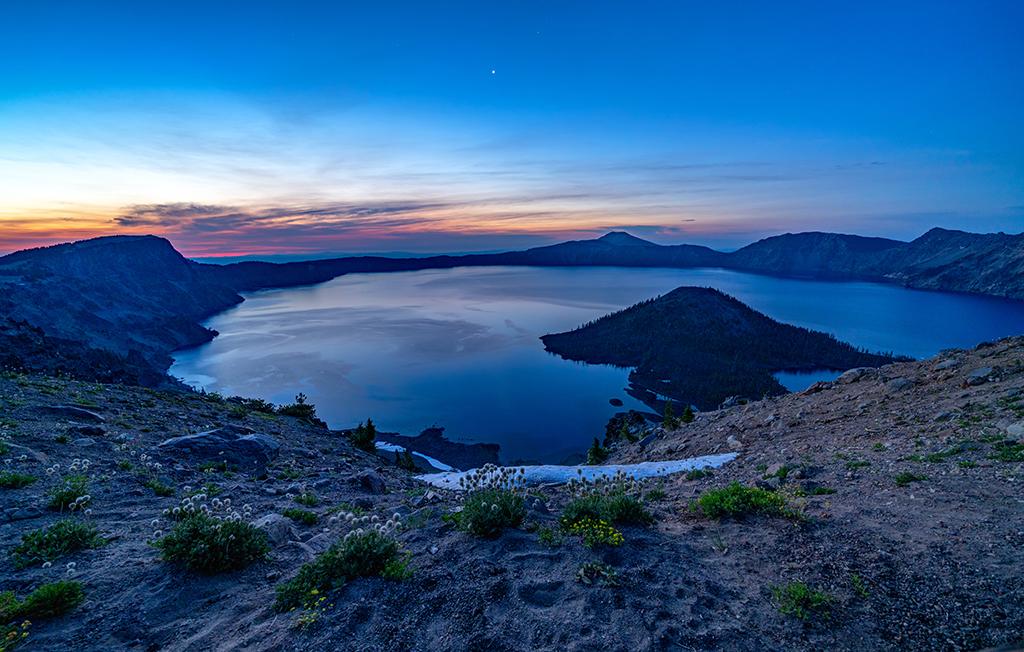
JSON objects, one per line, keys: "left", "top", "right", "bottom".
{"left": 596, "top": 231, "right": 655, "bottom": 246}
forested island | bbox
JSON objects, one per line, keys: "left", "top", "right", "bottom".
{"left": 541, "top": 286, "right": 903, "bottom": 410}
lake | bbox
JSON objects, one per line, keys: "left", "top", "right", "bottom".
{"left": 171, "top": 266, "right": 1024, "bottom": 463}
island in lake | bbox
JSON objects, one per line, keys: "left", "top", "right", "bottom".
{"left": 541, "top": 286, "right": 905, "bottom": 410}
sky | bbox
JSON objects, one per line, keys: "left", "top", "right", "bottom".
{"left": 0, "top": 1, "right": 1022, "bottom": 258}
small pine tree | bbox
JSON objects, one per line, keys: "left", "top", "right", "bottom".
{"left": 350, "top": 419, "right": 377, "bottom": 452}
{"left": 663, "top": 402, "right": 680, "bottom": 430}
{"left": 396, "top": 448, "right": 417, "bottom": 471}
{"left": 681, "top": 404, "right": 695, "bottom": 424}
{"left": 586, "top": 438, "right": 609, "bottom": 465}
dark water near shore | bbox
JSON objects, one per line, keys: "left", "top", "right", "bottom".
{"left": 171, "top": 266, "right": 1024, "bottom": 462}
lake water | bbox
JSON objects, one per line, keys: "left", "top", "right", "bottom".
{"left": 171, "top": 266, "right": 1024, "bottom": 463}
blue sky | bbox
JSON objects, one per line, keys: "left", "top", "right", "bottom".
{"left": 1, "top": 1, "right": 1021, "bottom": 256}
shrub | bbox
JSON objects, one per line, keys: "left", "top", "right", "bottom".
{"left": 275, "top": 529, "right": 405, "bottom": 611}
{"left": 282, "top": 508, "right": 318, "bottom": 526}
{"left": 230, "top": 396, "right": 277, "bottom": 414}
{"left": 154, "top": 513, "right": 269, "bottom": 574}
{"left": 277, "top": 393, "right": 324, "bottom": 426}
{"left": 143, "top": 477, "right": 175, "bottom": 497}
{"left": 294, "top": 492, "right": 319, "bottom": 507}
{"left": 458, "top": 488, "right": 526, "bottom": 538}
{"left": 1, "top": 581, "right": 84, "bottom": 621}
{"left": 990, "top": 440, "right": 1024, "bottom": 462}
{"left": 691, "top": 482, "right": 797, "bottom": 519}
{"left": 565, "top": 517, "right": 624, "bottom": 548}
{"left": 536, "top": 526, "right": 562, "bottom": 547}
{"left": 561, "top": 492, "right": 653, "bottom": 527}
{"left": 0, "top": 472, "right": 37, "bottom": 489}
{"left": 685, "top": 468, "right": 710, "bottom": 481}
{"left": 349, "top": 419, "right": 377, "bottom": 452}
{"left": 772, "top": 581, "right": 833, "bottom": 620}
{"left": 12, "top": 519, "right": 104, "bottom": 569}
{"left": 47, "top": 474, "right": 89, "bottom": 511}
{"left": 585, "top": 438, "right": 609, "bottom": 465}
{"left": 576, "top": 561, "right": 620, "bottom": 587}
{"left": 894, "top": 472, "right": 927, "bottom": 487}
{"left": 680, "top": 405, "right": 695, "bottom": 424}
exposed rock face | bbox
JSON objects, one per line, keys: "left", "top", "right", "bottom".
{"left": 355, "top": 470, "right": 387, "bottom": 494}
{"left": 375, "top": 427, "right": 500, "bottom": 470}
{"left": 157, "top": 425, "right": 280, "bottom": 472}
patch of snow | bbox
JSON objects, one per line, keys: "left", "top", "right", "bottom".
{"left": 374, "top": 441, "right": 457, "bottom": 472}
{"left": 416, "top": 452, "right": 738, "bottom": 490}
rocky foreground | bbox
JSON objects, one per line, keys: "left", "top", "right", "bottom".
{"left": 1, "top": 339, "right": 1023, "bottom": 651}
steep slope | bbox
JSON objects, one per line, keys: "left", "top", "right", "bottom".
{"left": 1, "top": 340, "right": 1022, "bottom": 651}
{"left": 725, "top": 231, "right": 904, "bottom": 278}
{"left": 0, "top": 236, "right": 241, "bottom": 383}
{"left": 876, "top": 227, "right": 1024, "bottom": 298}
{"left": 541, "top": 287, "right": 899, "bottom": 410}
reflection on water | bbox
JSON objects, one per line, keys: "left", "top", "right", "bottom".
{"left": 171, "top": 266, "right": 1024, "bottom": 462}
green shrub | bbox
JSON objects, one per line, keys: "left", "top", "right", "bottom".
{"left": 457, "top": 488, "right": 526, "bottom": 538}
{"left": 561, "top": 492, "right": 653, "bottom": 528}
{"left": 691, "top": 482, "right": 797, "bottom": 519}
{"left": 348, "top": 419, "right": 377, "bottom": 452}
{"left": 294, "top": 492, "right": 319, "bottom": 507}
{"left": 1, "top": 581, "right": 84, "bottom": 621}
{"left": 536, "top": 526, "right": 562, "bottom": 547}
{"left": 282, "top": 508, "right": 318, "bottom": 526}
{"left": 154, "top": 513, "right": 269, "bottom": 574}
{"left": 685, "top": 468, "right": 710, "bottom": 481}
{"left": 47, "top": 474, "right": 89, "bottom": 511}
{"left": 231, "top": 397, "right": 277, "bottom": 414}
{"left": 275, "top": 529, "right": 405, "bottom": 611}
{"left": 585, "top": 438, "right": 609, "bottom": 465}
{"left": 12, "top": 519, "right": 104, "bottom": 569}
{"left": 772, "top": 581, "right": 833, "bottom": 620}
{"left": 680, "top": 405, "right": 695, "bottom": 424}
{"left": 143, "top": 477, "right": 175, "bottom": 497}
{"left": 0, "top": 472, "right": 37, "bottom": 489}
{"left": 894, "top": 472, "right": 927, "bottom": 487}
{"left": 277, "top": 393, "right": 326, "bottom": 426}
{"left": 990, "top": 440, "right": 1024, "bottom": 462}
{"left": 576, "top": 561, "right": 620, "bottom": 587}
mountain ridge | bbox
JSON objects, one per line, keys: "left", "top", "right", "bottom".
{"left": 1, "top": 227, "right": 1021, "bottom": 385}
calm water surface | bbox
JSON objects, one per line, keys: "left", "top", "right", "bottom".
{"left": 171, "top": 266, "right": 1024, "bottom": 462}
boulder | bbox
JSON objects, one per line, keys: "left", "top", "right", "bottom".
{"left": 801, "top": 381, "right": 831, "bottom": 395}
{"left": 253, "top": 513, "right": 298, "bottom": 548}
{"left": 157, "top": 425, "right": 280, "bottom": 473}
{"left": 356, "top": 470, "right": 387, "bottom": 494}
{"left": 720, "top": 396, "right": 745, "bottom": 409}
{"left": 964, "top": 367, "right": 995, "bottom": 387}
{"left": 1007, "top": 422, "right": 1024, "bottom": 443}
{"left": 35, "top": 405, "right": 104, "bottom": 423}
{"left": 837, "top": 368, "right": 875, "bottom": 384}
{"left": 934, "top": 358, "right": 959, "bottom": 371}
{"left": 886, "top": 377, "right": 915, "bottom": 392}
{"left": 71, "top": 438, "right": 96, "bottom": 447}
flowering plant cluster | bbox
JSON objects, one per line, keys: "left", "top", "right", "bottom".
{"left": 564, "top": 517, "right": 624, "bottom": 548}
{"left": 46, "top": 473, "right": 91, "bottom": 512}
{"left": 153, "top": 511, "right": 269, "bottom": 574}
{"left": 274, "top": 513, "right": 408, "bottom": 612}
